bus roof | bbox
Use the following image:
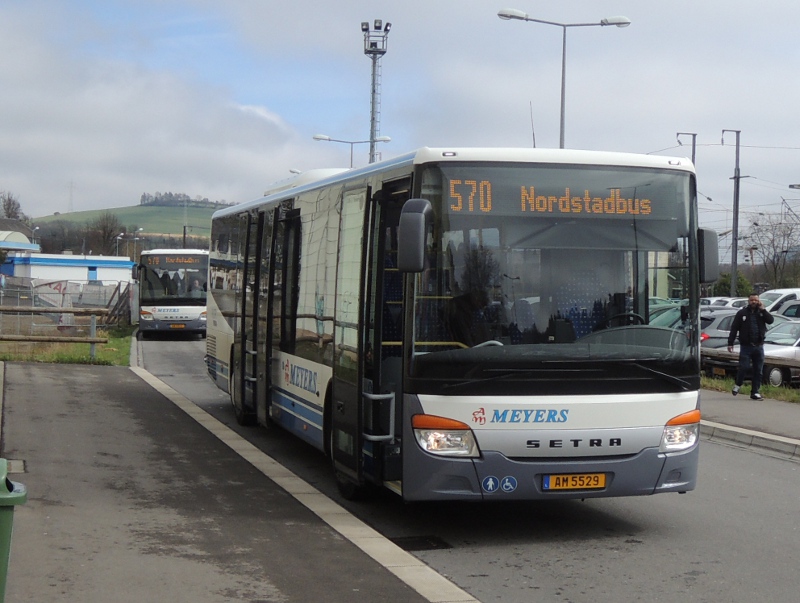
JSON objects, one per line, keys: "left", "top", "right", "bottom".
{"left": 214, "top": 147, "right": 696, "bottom": 219}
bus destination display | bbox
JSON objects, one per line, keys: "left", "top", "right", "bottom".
{"left": 145, "top": 255, "right": 204, "bottom": 269}
{"left": 446, "top": 175, "right": 671, "bottom": 219}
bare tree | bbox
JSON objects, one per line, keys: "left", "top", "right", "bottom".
{"left": 85, "top": 211, "right": 125, "bottom": 255}
{"left": 745, "top": 212, "right": 799, "bottom": 287}
{"left": 0, "top": 191, "right": 28, "bottom": 221}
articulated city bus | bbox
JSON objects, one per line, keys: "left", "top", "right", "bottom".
{"left": 205, "top": 148, "right": 718, "bottom": 501}
{"left": 138, "top": 248, "right": 209, "bottom": 336}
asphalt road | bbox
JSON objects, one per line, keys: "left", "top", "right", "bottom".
{"left": 140, "top": 336, "right": 800, "bottom": 603}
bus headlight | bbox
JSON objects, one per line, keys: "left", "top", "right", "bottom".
{"left": 200, "top": 311, "right": 207, "bottom": 322}
{"left": 412, "top": 414, "right": 479, "bottom": 457}
{"left": 660, "top": 409, "right": 701, "bottom": 452}
{"left": 140, "top": 310, "right": 154, "bottom": 321}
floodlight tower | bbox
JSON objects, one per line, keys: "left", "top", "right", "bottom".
{"left": 362, "top": 19, "right": 391, "bottom": 163}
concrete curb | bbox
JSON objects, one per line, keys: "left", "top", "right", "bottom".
{"left": 701, "top": 420, "right": 800, "bottom": 462}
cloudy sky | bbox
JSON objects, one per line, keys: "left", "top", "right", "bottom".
{"left": 3, "top": 1, "right": 800, "bottom": 259}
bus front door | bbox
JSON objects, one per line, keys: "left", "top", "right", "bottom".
{"left": 233, "top": 212, "right": 261, "bottom": 425}
{"left": 331, "top": 185, "right": 406, "bottom": 495}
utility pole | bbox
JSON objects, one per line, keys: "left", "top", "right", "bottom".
{"left": 722, "top": 129, "right": 742, "bottom": 297}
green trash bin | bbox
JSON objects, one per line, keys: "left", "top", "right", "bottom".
{"left": 0, "top": 459, "right": 26, "bottom": 603}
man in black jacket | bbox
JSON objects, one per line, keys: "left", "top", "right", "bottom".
{"left": 727, "top": 293, "right": 774, "bottom": 400}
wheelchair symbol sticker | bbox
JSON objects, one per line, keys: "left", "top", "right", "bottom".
{"left": 500, "top": 476, "right": 517, "bottom": 492}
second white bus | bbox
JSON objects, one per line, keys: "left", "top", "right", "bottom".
{"left": 138, "top": 248, "right": 209, "bottom": 336}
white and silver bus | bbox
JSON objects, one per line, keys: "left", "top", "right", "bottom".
{"left": 206, "top": 148, "right": 718, "bottom": 501}
{"left": 138, "top": 248, "right": 209, "bottom": 336}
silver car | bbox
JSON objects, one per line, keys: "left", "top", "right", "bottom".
{"left": 700, "top": 309, "right": 739, "bottom": 348}
{"left": 718, "top": 320, "right": 800, "bottom": 387}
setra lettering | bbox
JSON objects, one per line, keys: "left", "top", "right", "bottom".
{"left": 526, "top": 437, "right": 624, "bottom": 449}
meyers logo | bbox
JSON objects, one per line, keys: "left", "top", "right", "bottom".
{"left": 285, "top": 361, "right": 319, "bottom": 396}
{"left": 490, "top": 408, "right": 569, "bottom": 424}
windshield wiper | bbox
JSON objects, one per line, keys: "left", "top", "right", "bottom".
{"left": 627, "top": 362, "right": 692, "bottom": 391}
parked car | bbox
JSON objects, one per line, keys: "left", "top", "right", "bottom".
{"left": 775, "top": 300, "right": 800, "bottom": 318}
{"left": 702, "top": 319, "right": 800, "bottom": 387}
{"left": 709, "top": 297, "right": 748, "bottom": 308}
{"left": 758, "top": 288, "right": 800, "bottom": 313}
{"left": 700, "top": 309, "right": 739, "bottom": 348}
{"left": 700, "top": 309, "right": 792, "bottom": 348}
{"left": 701, "top": 297, "right": 732, "bottom": 306}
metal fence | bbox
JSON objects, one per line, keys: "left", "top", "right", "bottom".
{"left": 0, "top": 277, "right": 133, "bottom": 353}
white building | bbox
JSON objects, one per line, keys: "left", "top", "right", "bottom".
{"left": 1, "top": 251, "right": 136, "bottom": 283}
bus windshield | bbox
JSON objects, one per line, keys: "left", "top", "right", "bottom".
{"left": 409, "top": 162, "right": 698, "bottom": 393}
{"left": 140, "top": 252, "right": 208, "bottom": 306}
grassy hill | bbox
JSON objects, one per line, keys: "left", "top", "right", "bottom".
{"left": 34, "top": 204, "right": 223, "bottom": 236}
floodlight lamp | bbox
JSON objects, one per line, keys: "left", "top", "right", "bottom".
{"left": 384, "top": 22, "right": 392, "bottom": 33}
{"left": 601, "top": 16, "right": 631, "bottom": 27}
{"left": 374, "top": 19, "right": 382, "bottom": 30}
{"left": 361, "top": 22, "right": 369, "bottom": 32}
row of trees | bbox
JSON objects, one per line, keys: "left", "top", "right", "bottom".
{"left": 139, "top": 191, "right": 233, "bottom": 208}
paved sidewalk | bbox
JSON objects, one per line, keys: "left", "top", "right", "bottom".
{"left": 700, "top": 388, "right": 800, "bottom": 461}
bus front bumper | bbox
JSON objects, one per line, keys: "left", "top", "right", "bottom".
{"left": 400, "top": 442, "right": 698, "bottom": 502}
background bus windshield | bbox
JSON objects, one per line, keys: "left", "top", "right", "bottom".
{"left": 140, "top": 253, "right": 208, "bottom": 305}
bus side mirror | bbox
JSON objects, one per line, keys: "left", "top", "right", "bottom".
{"left": 698, "top": 227, "right": 719, "bottom": 284}
{"left": 397, "top": 198, "right": 432, "bottom": 273}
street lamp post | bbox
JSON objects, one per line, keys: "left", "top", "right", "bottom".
{"left": 313, "top": 134, "right": 391, "bottom": 168}
{"left": 115, "top": 232, "right": 124, "bottom": 256}
{"left": 133, "top": 227, "right": 144, "bottom": 261}
{"left": 498, "top": 9, "right": 630, "bottom": 149}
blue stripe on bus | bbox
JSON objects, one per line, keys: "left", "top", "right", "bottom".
{"left": 271, "top": 388, "right": 324, "bottom": 450}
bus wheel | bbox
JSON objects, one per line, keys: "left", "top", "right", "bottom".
{"left": 764, "top": 365, "right": 785, "bottom": 388}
